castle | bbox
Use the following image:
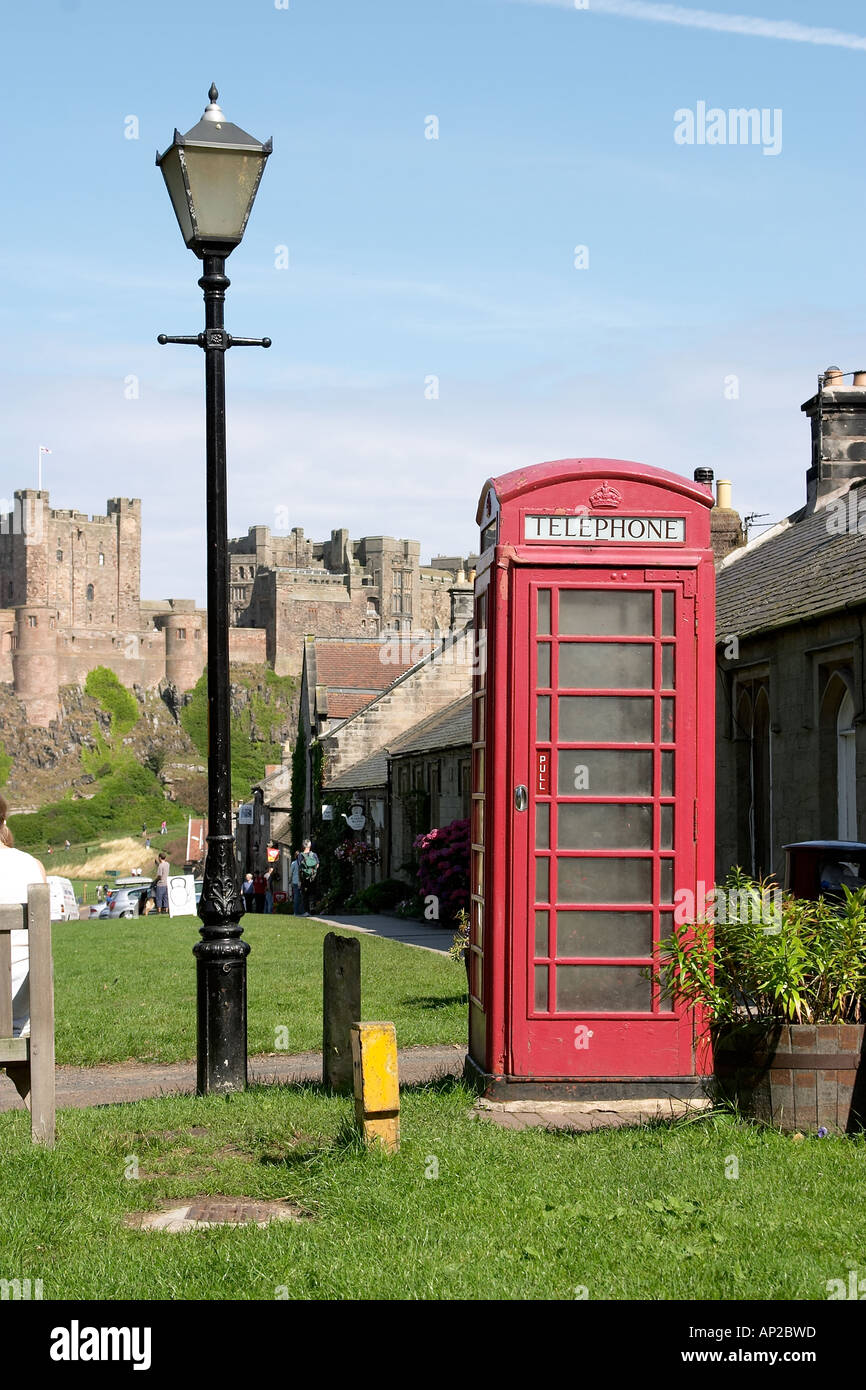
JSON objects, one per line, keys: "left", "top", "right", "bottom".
{"left": 0, "top": 489, "right": 475, "bottom": 727}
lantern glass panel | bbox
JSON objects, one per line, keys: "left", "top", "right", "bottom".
{"left": 183, "top": 146, "right": 263, "bottom": 242}
{"left": 159, "top": 146, "right": 195, "bottom": 245}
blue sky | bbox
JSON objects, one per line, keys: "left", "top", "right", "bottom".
{"left": 3, "top": 0, "right": 866, "bottom": 601}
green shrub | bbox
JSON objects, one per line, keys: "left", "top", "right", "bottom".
{"left": 657, "top": 867, "right": 866, "bottom": 1026}
{"left": 84, "top": 667, "right": 139, "bottom": 738}
{"left": 182, "top": 667, "right": 295, "bottom": 801}
{"left": 8, "top": 757, "right": 194, "bottom": 850}
{"left": 289, "top": 714, "right": 306, "bottom": 854}
{"left": 0, "top": 742, "right": 10, "bottom": 788}
{"left": 351, "top": 878, "right": 409, "bottom": 913}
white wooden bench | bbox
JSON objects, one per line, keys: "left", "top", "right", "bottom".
{"left": 0, "top": 883, "right": 55, "bottom": 1145}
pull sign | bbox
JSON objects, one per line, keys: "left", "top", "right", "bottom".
{"left": 536, "top": 750, "right": 550, "bottom": 796}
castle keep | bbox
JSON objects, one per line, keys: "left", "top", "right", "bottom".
{"left": 0, "top": 489, "right": 473, "bottom": 727}
{"left": 227, "top": 525, "right": 470, "bottom": 675}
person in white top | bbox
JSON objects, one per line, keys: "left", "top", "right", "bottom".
{"left": 0, "top": 796, "right": 47, "bottom": 1037}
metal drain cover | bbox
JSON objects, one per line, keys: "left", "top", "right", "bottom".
{"left": 126, "top": 1197, "right": 308, "bottom": 1232}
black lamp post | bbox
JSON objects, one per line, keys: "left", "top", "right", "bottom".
{"left": 156, "top": 85, "right": 272, "bottom": 1094}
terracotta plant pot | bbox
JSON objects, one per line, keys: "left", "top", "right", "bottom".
{"left": 712, "top": 1021, "right": 865, "bottom": 1133}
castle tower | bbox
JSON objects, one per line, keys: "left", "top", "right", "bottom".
{"left": 12, "top": 605, "right": 59, "bottom": 727}
{"left": 109, "top": 498, "right": 142, "bottom": 631}
{"left": 161, "top": 604, "right": 205, "bottom": 691}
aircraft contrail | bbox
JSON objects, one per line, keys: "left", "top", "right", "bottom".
{"left": 509, "top": 0, "right": 866, "bottom": 52}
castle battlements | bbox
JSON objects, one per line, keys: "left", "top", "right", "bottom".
{"left": 0, "top": 489, "right": 477, "bottom": 727}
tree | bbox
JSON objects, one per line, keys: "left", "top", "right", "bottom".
{"left": 290, "top": 711, "right": 306, "bottom": 853}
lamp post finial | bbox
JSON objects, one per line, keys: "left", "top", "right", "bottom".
{"left": 203, "top": 84, "right": 225, "bottom": 122}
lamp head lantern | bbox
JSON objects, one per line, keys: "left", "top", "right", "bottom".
{"left": 157, "top": 84, "right": 272, "bottom": 258}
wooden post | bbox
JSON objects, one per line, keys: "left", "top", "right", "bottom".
{"left": 28, "top": 884, "right": 55, "bottom": 1146}
{"left": 351, "top": 1021, "right": 400, "bottom": 1152}
{"left": 323, "top": 933, "right": 361, "bottom": 1092}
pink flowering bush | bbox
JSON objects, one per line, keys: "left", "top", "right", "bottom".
{"left": 414, "top": 818, "right": 471, "bottom": 922}
{"left": 334, "top": 838, "right": 380, "bottom": 866}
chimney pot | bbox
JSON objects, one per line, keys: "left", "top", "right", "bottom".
{"left": 716, "top": 479, "right": 732, "bottom": 511}
{"left": 693, "top": 467, "right": 714, "bottom": 486}
{"left": 853, "top": 370, "right": 866, "bottom": 387}
{"left": 824, "top": 366, "right": 844, "bottom": 387}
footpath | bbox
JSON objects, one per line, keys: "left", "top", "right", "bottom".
{"left": 0, "top": 912, "right": 458, "bottom": 1115}
{"left": 309, "top": 911, "right": 451, "bottom": 954}
{"left": 0, "top": 1045, "right": 467, "bottom": 1113}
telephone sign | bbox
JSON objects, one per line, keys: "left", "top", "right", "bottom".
{"left": 465, "top": 458, "right": 715, "bottom": 1100}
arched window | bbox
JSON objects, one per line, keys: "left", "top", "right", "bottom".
{"left": 86, "top": 584, "right": 94, "bottom": 601}
{"left": 819, "top": 671, "right": 858, "bottom": 841}
{"left": 751, "top": 688, "right": 771, "bottom": 878}
{"left": 837, "top": 687, "right": 857, "bottom": 840}
{"left": 98, "top": 553, "right": 105, "bottom": 567}
{"left": 733, "top": 678, "right": 771, "bottom": 878}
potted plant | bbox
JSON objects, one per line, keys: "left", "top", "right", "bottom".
{"left": 656, "top": 868, "right": 866, "bottom": 1133}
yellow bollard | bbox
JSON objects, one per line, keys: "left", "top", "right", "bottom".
{"left": 351, "top": 1021, "right": 400, "bottom": 1152}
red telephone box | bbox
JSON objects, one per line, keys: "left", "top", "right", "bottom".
{"left": 467, "top": 458, "right": 715, "bottom": 1099}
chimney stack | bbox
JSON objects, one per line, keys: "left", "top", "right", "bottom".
{"left": 801, "top": 366, "right": 866, "bottom": 509}
{"left": 708, "top": 476, "right": 744, "bottom": 561}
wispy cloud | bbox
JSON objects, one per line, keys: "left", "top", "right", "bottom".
{"left": 511, "top": 0, "right": 866, "bottom": 51}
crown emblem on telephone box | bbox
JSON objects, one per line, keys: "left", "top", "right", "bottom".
{"left": 589, "top": 482, "right": 622, "bottom": 510}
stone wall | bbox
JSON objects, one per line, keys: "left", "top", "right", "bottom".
{"left": 229, "top": 627, "right": 268, "bottom": 664}
{"left": 56, "top": 630, "right": 167, "bottom": 694}
{"left": 716, "top": 606, "right": 866, "bottom": 881}
{"left": 389, "top": 746, "right": 471, "bottom": 884}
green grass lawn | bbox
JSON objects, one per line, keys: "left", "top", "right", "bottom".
{"left": 1, "top": 1084, "right": 864, "bottom": 1300}
{"left": 52, "top": 916, "right": 465, "bottom": 1066}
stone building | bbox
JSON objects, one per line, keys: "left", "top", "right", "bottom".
{"left": 0, "top": 490, "right": 216, "bottom": 727}
{"left": 715, "top": 367, "right": 866, "bottom": 881}
{"left": 322, "top": 693, "right": 472, "bottom": 889}
{"left": 228, "top": 523, "right": 477, "bottom": 677}
{"left": 0, "top": 485, "right": 474, "bottom": 729}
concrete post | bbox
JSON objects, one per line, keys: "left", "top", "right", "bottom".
{"left": 351, "top": 1021, "right": 400, "bottom": 1152}
{"left": 323, "top": 933, "right": 361, "bottom": 1092}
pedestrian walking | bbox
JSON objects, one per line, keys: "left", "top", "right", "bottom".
{"left": 242, "top": 872, "right": 255, "bottom": 914}
{"left": 295, "top": 839, "right": 319, "bottom": 917}
{"left": 264, "top": 867, "right": 274, "bottom": 915}
{"left": 252, "top": 869, "right": 268, "bottom": 914}
{"left": 289, "top": 851, "right": 304, "bottom": 917}
{"left": 160, "top": 820, "right": 167, "bottom": 836}
{"left": 153, "top": 852, "right": 170, "bottom": 915}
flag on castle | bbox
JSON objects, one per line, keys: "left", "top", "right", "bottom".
{"left": 37, "top": 445, "right": 51, "bottom": 489}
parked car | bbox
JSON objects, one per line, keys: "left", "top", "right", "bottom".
{"left": 99, "top": 884, "right": 152, "bottom": 919}
{"left": 784, "top": 841, "right": 866, "bottom": 899}
{"left": 47, "top": 876, "right": 79, "bottom": 923}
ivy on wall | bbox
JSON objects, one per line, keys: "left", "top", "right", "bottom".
{"left": 290, "top": 711, "right": 306, "bottom": 853}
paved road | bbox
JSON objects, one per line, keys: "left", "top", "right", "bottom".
{"left": 310, "top": 912, "right": 453, "bottom": 954}
{"left": 0, "top": 1044, "right": 468, "bottom": 1113}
